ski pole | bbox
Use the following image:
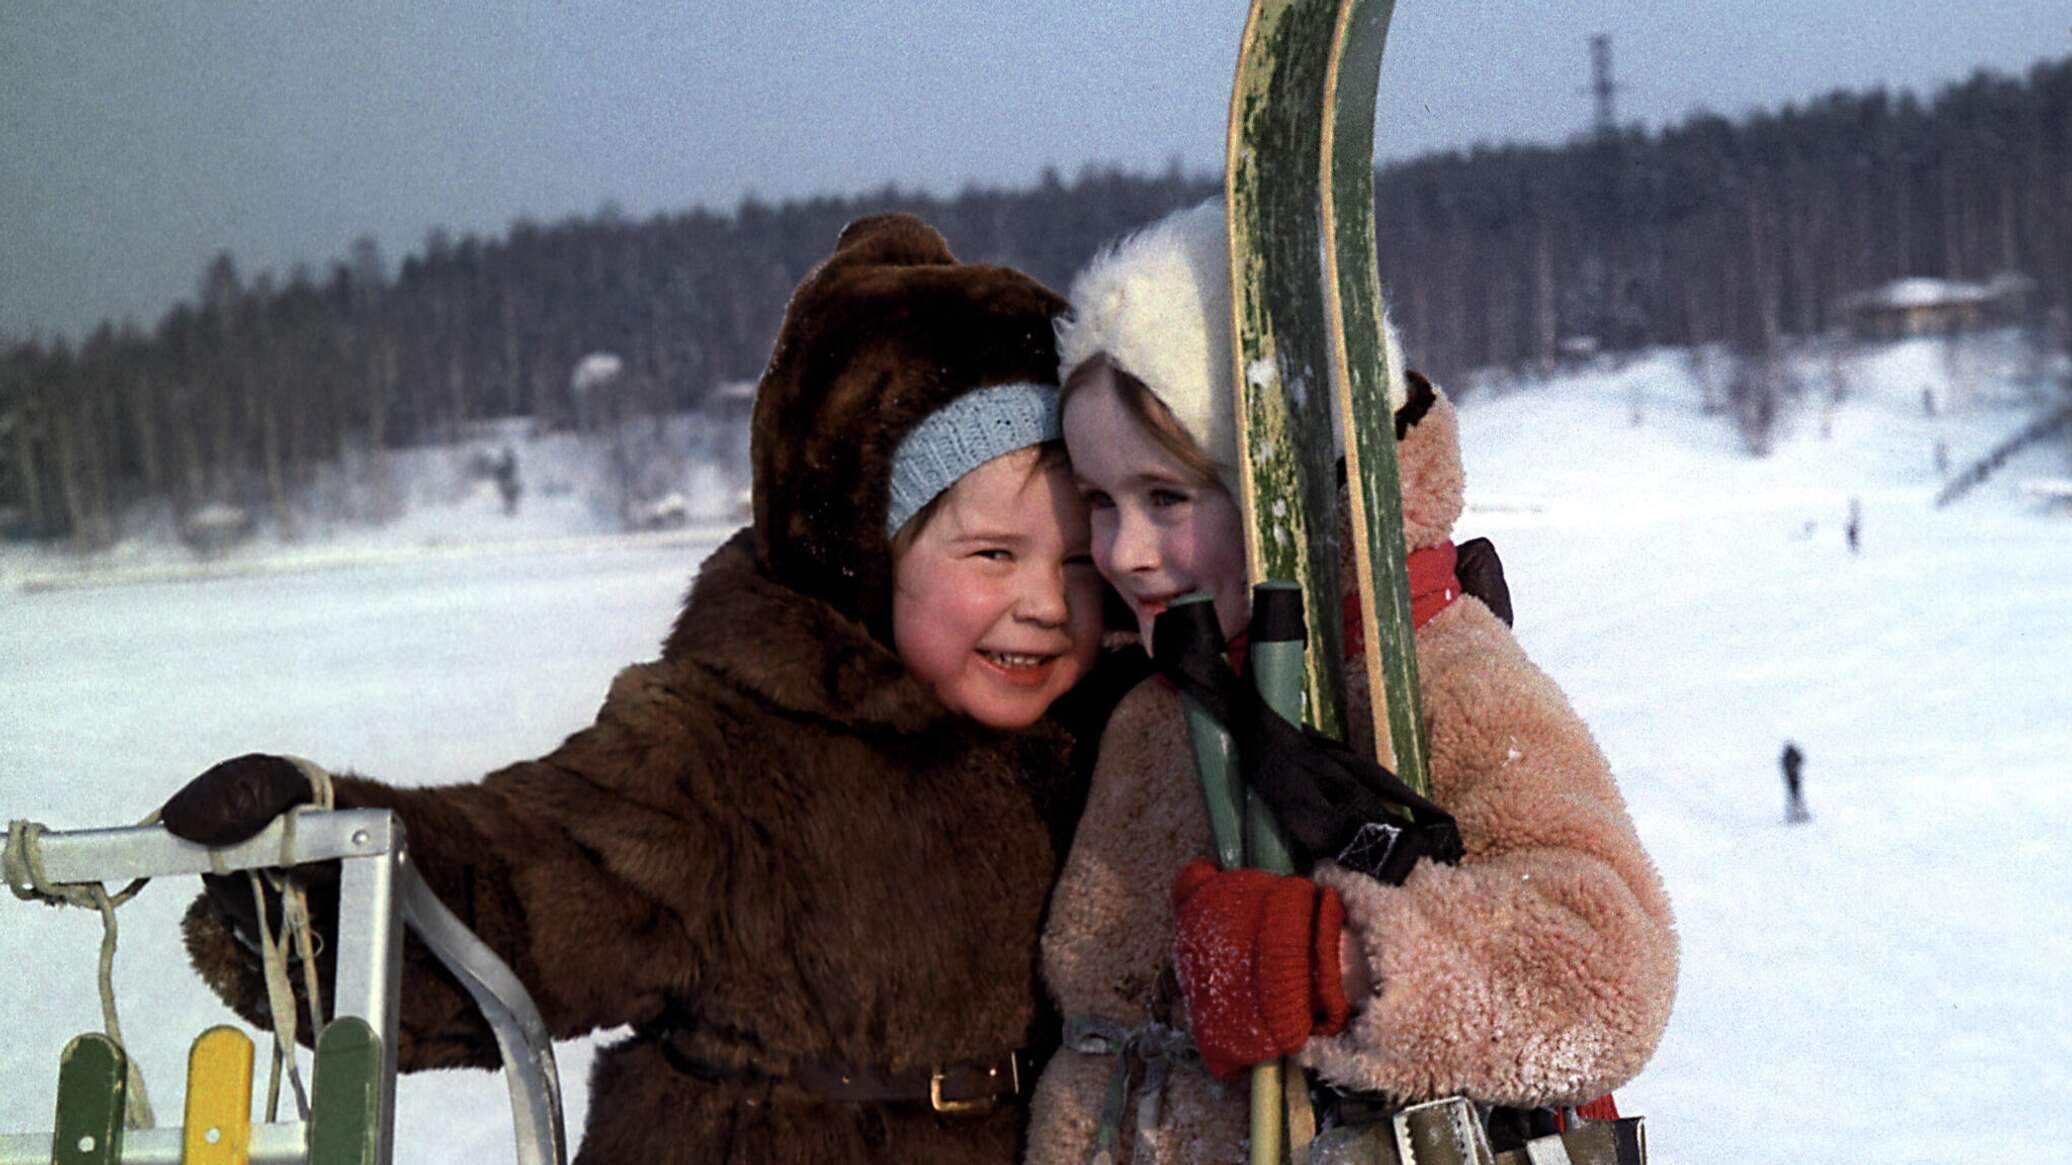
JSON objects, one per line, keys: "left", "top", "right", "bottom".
{"left": 1157, "top": 596, "right": 1289, "bottom": 1163}
{"left": 1157, "top": 589, "right": 1317, "bottom": 1165}
{"left": 1161, "top": 594, "right": 1247, "bottom": 870}
{"left": 1245, "top": 582, "right": 1313, "bottom": 1160}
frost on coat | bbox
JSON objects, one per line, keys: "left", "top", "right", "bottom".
{"left": 1303, "top": 598, "right": 1678, "bottom": 1105}
{"left": 1024, "top": 383, "right": 1676, "bottom": 1164}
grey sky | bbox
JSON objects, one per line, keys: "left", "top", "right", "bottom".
{"left": 3, "top": 1, "right": 2067, "bottom": 344}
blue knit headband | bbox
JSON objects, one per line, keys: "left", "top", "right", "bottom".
{"left": 886, "top": 382, "right": 1062, "bottom": 537}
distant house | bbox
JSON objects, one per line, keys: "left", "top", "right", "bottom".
{"left": 180, "top": 502, "right": 254, "bottom": 555}
{"left": 1838, "top": 273, "right": 2036, "bottom": 339}
{"left": 703, "top": 378, "right": 757, "bottom": 425}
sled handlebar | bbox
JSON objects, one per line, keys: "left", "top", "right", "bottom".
{"left": 0, "top": 810, "right": 566, "bottom": 1165}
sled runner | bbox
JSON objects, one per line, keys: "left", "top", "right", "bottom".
{"left": 1, "top": 808, "right": 567, "bottom": 1165}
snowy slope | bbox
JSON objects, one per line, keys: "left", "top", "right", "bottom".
{"left": 1458, "top": 339, "right": 2072, "bottom": 1161}
{"left": 3, "top": 332, "right": 2068, "bottom": 1163}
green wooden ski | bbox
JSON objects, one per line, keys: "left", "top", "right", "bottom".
{"left": 1229, "top": 1, "right": 1388, "bottom": 1158}
{"left": 1227, "top": 0, "right": 1350, "bottom": 747}
{"left": 1226, "top": 0, "right": 1420, "bottom": 1158}
{"left": 51, "top": 1034, "right": 125, "bottom": 1165}
{"left": 307, "top": 1017, "right": 382, "bottom": 1165}
{"left": 1320, "top": 0, "right": 1432, "bottom": 794}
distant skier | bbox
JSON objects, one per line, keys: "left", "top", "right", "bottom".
{"left": 1781, "top": 741, "right": 1809, "bottom": 823}
{"left": 1845, "top": 497, "right": 1862, "bottom": 554}
{"left": 492, "top": 445, "right": 522, "bottom": 516}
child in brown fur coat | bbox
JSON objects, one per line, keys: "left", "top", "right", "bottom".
{"left": 1023, "top": 201, "right": 1678, "bottom": 1164}
{"left": 155, "top": 215, "right": 1118, "bottom": 1165}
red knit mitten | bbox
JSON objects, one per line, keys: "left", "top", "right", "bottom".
{"left": 1170, "top": 858, "right": 1350, "bottom": 1080}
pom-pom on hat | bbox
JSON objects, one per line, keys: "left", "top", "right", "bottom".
{"left": 885, "top": 382, "right": 1061, "bottom": 537}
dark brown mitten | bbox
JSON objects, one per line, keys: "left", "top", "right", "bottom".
{"left": 1455, "top": 536, "right": 1512, "bottom": 627}
{"left": 162, "top": 753, "right": 314, "bottom": 847}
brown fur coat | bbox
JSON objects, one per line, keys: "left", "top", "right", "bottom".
{"left": 1024, "top": 385, "right": 1677, "bottom": 1164}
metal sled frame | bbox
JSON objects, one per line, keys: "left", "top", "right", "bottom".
{"left": 0, "top": 810, "right": 567, "bottom": 1165}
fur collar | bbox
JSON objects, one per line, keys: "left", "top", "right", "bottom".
{"left": 662, "top": 531, "right": 958, "bottom": 733}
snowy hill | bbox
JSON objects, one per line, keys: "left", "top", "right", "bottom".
{"left": 3, "top": 330, "right": 2069, "bottom": 1163}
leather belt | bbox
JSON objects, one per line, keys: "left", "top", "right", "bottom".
{"left": 794, "top": 1050, "right": 1031, "bottom": 1113}
{"left": 644, "top": 1023, "right": 1031, "bottom": 1115}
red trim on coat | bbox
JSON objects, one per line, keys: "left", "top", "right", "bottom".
{"left": 1341, "top": 541, "right": 1460, "bottom": 661}
{"left": 1556, "top": 1093, "right": 1622, "bottom": 1131}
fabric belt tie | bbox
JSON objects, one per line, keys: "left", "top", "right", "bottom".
{"left": 1065, "top": 1015, "right": 1201, "bottom": 1165}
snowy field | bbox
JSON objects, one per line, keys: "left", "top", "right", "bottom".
{"left": 3, "top": 334, "right": 2068, "bottom": 1162}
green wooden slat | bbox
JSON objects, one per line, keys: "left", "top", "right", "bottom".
{"left": 307, "top": 1017, "right": 382, "bottom": 1165}
{"left": 1321, "top": 0, "right": 1433, "bottom": 796}
{"left": 51, "top": 1034, "right": 125, "bottom": 1165}
{"left": 1228, "top": 0, "right": 1350, "bottom": 745}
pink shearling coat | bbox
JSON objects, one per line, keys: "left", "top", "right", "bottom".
{"left": 1024, "top": 380, "right": 1677, "bottom": 1164}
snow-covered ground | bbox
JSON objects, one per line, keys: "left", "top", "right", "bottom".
{"left": 3, "top": 333, "right": 2068, "bottom": 1162}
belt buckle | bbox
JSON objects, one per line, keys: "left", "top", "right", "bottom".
{"left": 929, "top": 1055, "right": 1018, "bottom": 1115}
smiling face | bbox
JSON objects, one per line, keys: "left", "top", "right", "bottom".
{"left": 1062, "top": 370, "right": 1250, "bottom": 647}
{"left": 890, "top": 445, "right": 1106, "bottom": 729}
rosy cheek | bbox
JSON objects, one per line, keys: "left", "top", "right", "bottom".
{"left": 1088, "top": 518, "right": 1121, "bottom": 579}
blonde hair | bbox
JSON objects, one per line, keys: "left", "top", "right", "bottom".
{"left": 1059, "top": 354, "right": 1223, "bottom": 490}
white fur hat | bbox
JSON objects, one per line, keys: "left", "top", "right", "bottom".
{"left": 1057, "top": 201, "right": 1240, "bottom": 493}
{"left": 1056, "top": 198, "right": 1408, "bottom": 497}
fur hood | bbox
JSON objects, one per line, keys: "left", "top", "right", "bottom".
{"left": 1055, "top": 202, "right": 1240, "bottom": 488}
{"left": 750, "top": 213, "right": 1069, "bottom": 638}
{"left": 1390, "top": 369, "right": 1466, "bottom": 553}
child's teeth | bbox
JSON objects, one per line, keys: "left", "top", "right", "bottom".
{"left": 989, "top": 652, "right": 1042, "bottom": 668}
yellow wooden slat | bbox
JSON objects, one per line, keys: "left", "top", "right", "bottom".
{"left": 181, "top": 1026, "right": 254, "bottom": 1165}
